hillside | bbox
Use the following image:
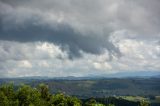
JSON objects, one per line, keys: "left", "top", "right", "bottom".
{"left": 0, "top": 78, "right": 160, "bottom": 98}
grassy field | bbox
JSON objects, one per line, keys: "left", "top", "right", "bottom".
{"left": 120, "top": 96, "right": 149, "bottom": 102}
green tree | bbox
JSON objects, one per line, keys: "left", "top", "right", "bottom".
{"left": 0, "top": 91, "right": 9, "bottom": 106}
{"left": 0, "top": 83, "right": 15, "bottom": 100}
{"left": 50, "top": 93, "right": 67, "bottom": 106}
{"left": 0, "top": 83, "right": 19, "bottom": 106}
{"left": 85, "top": 98, "right": 105, "bottom": 106}
{"left": 139, "top": 100, "right": 149, "bottom": 106}
{"left": 108, "top": 104, "right": 115, "bottom": 106}
{"left": 50, "top": 93, "right": 81, "bottom": 106}
{"left": 66, "top": 96, "right": 81, "bottom": 106}
{"left": 38, "top": 84, "right": 50, "bottom": 100}
{"left": 17, "top": 84, "right": 43, "bottom": 106}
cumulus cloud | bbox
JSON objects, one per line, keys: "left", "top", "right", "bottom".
{"left": 0, "top": 0, "right": 160, "bottom": 77}
{"left": 0, "top": 0, "right": 122, "bottom": 59}
{"left": 0, "top": 40, "right": 159, "bottom": 77}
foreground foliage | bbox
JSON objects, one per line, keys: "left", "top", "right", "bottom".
{"left": 0, "top": 83, "right": 149, "bottom": 106}
{"left": 0, "top": 83, "right": 111, "bottom": 106}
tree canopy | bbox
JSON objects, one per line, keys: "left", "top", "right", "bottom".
{"left": 0, "top": 83, "right": 149, "bottom": 106}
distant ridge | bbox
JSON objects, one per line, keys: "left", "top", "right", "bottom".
{"left": 101, "top": 71, "right": 160, "bottom": 78}
{"left": 0, "top": 71, "right": 159, "bottom": 79}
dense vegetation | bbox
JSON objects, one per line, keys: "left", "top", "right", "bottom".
{"left": 0, "top": 83, "right": 113, "bottom": 106}
{"left": 0, "top": 78, "right": 159, "bottom": 106}
{"left": 1, "top": 78, "right": 159, "bottom": 98}
{"left": 0, "top": 83, "right": 151, "bottom": 106}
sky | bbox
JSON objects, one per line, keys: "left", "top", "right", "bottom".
{"left": 0, "top": 0, "right": 160, "bottom": 77}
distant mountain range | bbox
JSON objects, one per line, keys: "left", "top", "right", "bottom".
{"left": 1, "top": 76, "right": 160, "bottom": 97}
{"left": 100, "top": 71, "right": 160, "bottom": 78}
{"left": 0, "top": 71, "right": 159, "bottom": 80}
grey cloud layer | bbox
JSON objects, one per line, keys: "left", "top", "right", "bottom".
{"left": 1, "top": 0, "right": 160, "bottom": 58}
{"left": 0, "top": 21, "right": 119, "bottom": 58}
{"left": 1, "top": 0, "right": 160, "bottom": 36}
{"left": 0, "top": 40, "right": 159, "bottom": 78}
{"left": 0, "top": 0, "right": 160, "bottom": 77}
{"left": 0, "top": 0, "right": 121, "bottom": 58}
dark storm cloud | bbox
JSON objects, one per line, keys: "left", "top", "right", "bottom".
{"left": 0, "top": 16, "right": 120, "bottom": 59}
{"left": 0, "top": 0, "right": 121, "bottom": 59}
{"left": 0, "top": 0, "right": 160, "bottom": 59}
{"left": 0, "top": 0, "right": 160, "bottom": 77}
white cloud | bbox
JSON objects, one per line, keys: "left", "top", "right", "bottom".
{"left": 0, "top": 39, "right": 159, "bottom": 77}
{"left": 0, "top": 0, "right": 160, "bottom": 77}
{"left": 18, "top": 60, "right": 32, "bottom": 68}
{"left": 93, "top": 62, "right": 112, "bottom": 70}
